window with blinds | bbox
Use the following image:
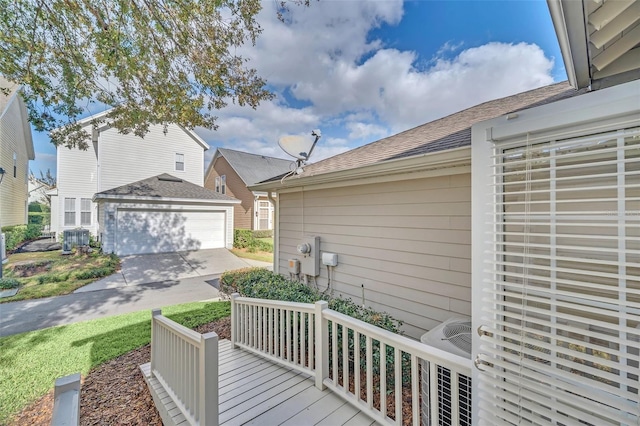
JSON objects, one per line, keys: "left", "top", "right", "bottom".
{"left": 478, "top": 127, "right": 640, "bottom": 425}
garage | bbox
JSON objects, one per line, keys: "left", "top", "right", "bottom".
{"left": 115, "top": 209, "right": 227, "bottom": 256}
{"left": 94, "top": 174, "right": 239, "bottom": 256}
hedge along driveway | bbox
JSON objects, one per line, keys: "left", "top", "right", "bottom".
{"left": 0, "top": 300, "right": 230, "bottom": 424}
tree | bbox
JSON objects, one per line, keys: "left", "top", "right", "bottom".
{"left": 0, "top": 0, "right": 273, "bottom": 149}
{"left": 37, "top": 169, "right": 56, "bottom": 187}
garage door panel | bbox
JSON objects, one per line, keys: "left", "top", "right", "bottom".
{"left": 116, "top": 210, "right": 225, "bottom": 256}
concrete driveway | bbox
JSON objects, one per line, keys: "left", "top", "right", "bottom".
{"left": 75, "top": 248, "right": 271, "bottom": 292}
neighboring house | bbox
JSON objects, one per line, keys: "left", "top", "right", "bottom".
{"left": 253, "top": 81, "right": 583, "bottom": 339}
{"left": 204, "top": 148, "right": 292, "bottom": 230}
{"left": 0, "top": 77, "right": 34, "bottom": 227}
{"left": 94, "top": 174, "right": 238, "bottom": 255}
{"left": 28, "top": 174, "right": 53, "bottom": 205}
{"left": 253, "top": 1, "right": 640, "bottom": 423}
{"left": 50, "top": 110, "right": 239, "bottom": 255}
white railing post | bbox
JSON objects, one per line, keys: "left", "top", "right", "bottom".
{"left": 199, "top": 331, "right": 219, "bottom": 426}
{"left": 231, "top": 293, "right": 239, "bottom": 349}
{"left": 314, "top": 300, "right": 328, "bottom": 390}
{"left": 150, "top": 308, "right": 161, "bottom": 373}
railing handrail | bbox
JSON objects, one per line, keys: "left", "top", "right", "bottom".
{"left": 323, "top": 308, "right": 471, "bottom": 373}
{"left": 233, "top": 296, "right": 316, "bottom": 313}
{"left": 154, "top": 314, "right": 202, "bottom": 347}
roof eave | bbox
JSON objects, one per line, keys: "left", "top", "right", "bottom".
{"left": 92, "top": 194, "right": 240, "bottom": 204}
{"left": 249, "top": 146, "right": 472, "bottom": 192}
{"left": 547, "top": 0, "right": 591, "bottom": 89}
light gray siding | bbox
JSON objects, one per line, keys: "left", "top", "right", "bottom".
{"left": 98, "top": 124, "right": 204, "bottom": 192}
{"left": 277, "top": 173, "right": 471, "bottom": 339}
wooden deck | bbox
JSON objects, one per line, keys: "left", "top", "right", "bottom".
{"left": 141, "top": 339, "right": 378, "bottom": 426}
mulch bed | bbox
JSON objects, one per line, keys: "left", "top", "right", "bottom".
{"left": 11, "top": 317, "right": 231, "bottom": 426}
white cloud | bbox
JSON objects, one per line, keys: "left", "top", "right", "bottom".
{"left": 198, "top": 1, "right": 556, "bottom": 169}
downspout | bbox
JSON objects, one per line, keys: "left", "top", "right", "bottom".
{"left": 267, "top": 191, "right": 279, "bottom": 274}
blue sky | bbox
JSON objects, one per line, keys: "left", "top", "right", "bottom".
{"left": 30, "top": 0, "right": 566, "bottom": 177}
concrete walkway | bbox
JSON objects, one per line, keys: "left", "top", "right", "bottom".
{"left": 0, "top": 249, "right": 272, "bottom": 336}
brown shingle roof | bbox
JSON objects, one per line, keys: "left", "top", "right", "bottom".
{"left": 298, "top": 82, "right": 585, "bottom": 178}
{"left": 95, "top": 174, "right": 239, "bottom": 201}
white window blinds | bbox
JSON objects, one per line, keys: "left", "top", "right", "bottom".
{"left": 477, "top": 127, "right": 640, "bottom": 425}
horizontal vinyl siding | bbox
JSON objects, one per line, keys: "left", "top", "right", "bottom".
{"left": 205, "top": 157, "right": 253, "bottom": 229}
{"left": 277, "top": 173, "right": 471, "bottom": 339}
{"left": 98, "top": 124, "right": 204, "bottom": 192}
{"left": 55, "top": 142, "right": 99, "bottom": 235}
{"left": 0, "top": 98, "right": 30, "bottom": 226}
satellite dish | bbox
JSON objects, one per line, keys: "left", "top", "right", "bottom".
{"left": 278, "top": 130, "right": 321, "bottom": 161}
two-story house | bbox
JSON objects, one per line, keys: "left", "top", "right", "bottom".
{"left": 204, "top": 148, "right": 292, "bottom": 231}
{"left": 0, "top": 77, "right": 34, "bottom": 227}
{"left": 50, "top": 110, "right": 239, "bottom": 256}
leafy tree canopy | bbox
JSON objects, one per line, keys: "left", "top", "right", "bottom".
{"left": 0, "top": 0, "right": 275, "bottom": 149}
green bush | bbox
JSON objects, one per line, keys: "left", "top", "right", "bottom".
{"left": 28, "top": 203, "right": 49, "bottom": 213}
{"left": 252, "top": 229, "right": 273, "bottom": 238}
{"left": 37, "top": 272, "right": 70, "bottom": 285}
{"left": 233, "top": 229, "right": 254, "bottom": 249}
{"left": 28, "top": 212, "right": 50, "bottom": 226}
{"left": 2, "top": 224, "right": 43, "bottom": 251}
{"left": 233, "top": 229, "right": 273, "bottom": 253}
{"left": 74, "top": 266, "right": 113, "bottom": 280}
{"left": 0, "top": 278, "right": 20, "bottom": 290}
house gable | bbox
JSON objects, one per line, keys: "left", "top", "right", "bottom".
{"left": 205, "top": 155, "right": 254, "bottom": 229}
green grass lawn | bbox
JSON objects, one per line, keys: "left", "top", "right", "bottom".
{"left": 1, "top": 250, "right": 120, "bottom": 303}
{"left": 231, "top": 247, "right": 273, "bottom": 263}
{"left": 0, "top": 300, "right": 230, "bottom": 424}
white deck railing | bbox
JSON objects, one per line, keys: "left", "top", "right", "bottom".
{"left": 230, "top": 294, "right": 472, "bottom": 426}
{"left": 151, "top": 309, "right": 218, "bottom": 426}
{"left": 230, "top": 294, "right": 317, "bottom": 376}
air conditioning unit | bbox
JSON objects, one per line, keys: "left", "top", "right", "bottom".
{"left": 63, "top": 229, "right": 90, "bottom": 253}
{"left": 421, "top": 318, "right": 472, "bottom": 426}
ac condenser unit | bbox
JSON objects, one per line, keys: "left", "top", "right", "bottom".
{"left": 420, "top": 318, "right": 472, "bottom": 426}
{"left": 63, "top": 229, "right": 90, "bottom": 253}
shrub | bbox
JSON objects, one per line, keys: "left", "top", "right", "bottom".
{"left": 74, "top": 266, "right": 113, "bottom": 280}
{"left": 252, "top": 229, "right": 273, "bottom": 239}
{"left": 233, "top": 229, "right": 254, "bottom": 249}
{"left": 37, "top": 272, "right": 70, "bottom": 285}
{"left": 0, "top": 278, "right": 20, "bottom": 290}
{"left": 2, "top": 224, "right": 43, "bottom": 251}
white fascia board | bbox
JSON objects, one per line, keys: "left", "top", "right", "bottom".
{"left": 46, "top": 188, "right": 58, "bottom": 196}
{"left": 249, "top": 146, "right": 471, "bottom": 193}
{"left": 92, "top": 194, "right": 240, "bottom": 204}
{"left": 547, "top": 0, "right": 591, "bottom": 89}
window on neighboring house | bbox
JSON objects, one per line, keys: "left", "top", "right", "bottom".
{"left": 175, "top": 153, "right": 184, "bottom": 171}
{"left": 81, "top": 199, "right": 92, "bottom": 226}
{"left": 220, "top": 174, "right": 226, "bottom": 194}
{"left": 215, "top": 176, "right": 220, "bottom": 192}
{"left": 13, "top": 152, "right": 17, "bottom": 177}
{"left": 64, "top": 198, "right": 76, "bottom": 226}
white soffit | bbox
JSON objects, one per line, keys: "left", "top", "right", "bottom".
{"left": 549, "top": 0, "right": 640, "bottom": 89}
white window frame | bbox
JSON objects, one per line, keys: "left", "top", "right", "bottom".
{"left": 80, "top": 198, "right": 92, "bottom": 226}
{"left": 175, "top": 153, "right": 185, "bottom": 171}
{"left": 13, "top": 152, "right": 17, "bottom": 178}
{"left": 471, "top": 80, "right": 640, "bottom": 425}
{"left": 215, "top": 176, "right": 220, "bottom": 193}
{"left": 64, "top": 198, "right": 76, "bottom": 226}
{"left": 220, "top": 175, "right": 226, "bottom": 195}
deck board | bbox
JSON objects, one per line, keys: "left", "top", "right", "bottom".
{"left": 142, "top": 339, "right": 378, "bottom": 426}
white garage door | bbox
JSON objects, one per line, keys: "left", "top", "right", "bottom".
{"left": 115, "top": 209, "right": 226, "bottom": 256}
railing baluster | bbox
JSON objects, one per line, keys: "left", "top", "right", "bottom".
{"left": 395, "top": 347, "right": 402, "bottom": 425}
{"left": 355, "top": 331, "right": 360, "bottom": 402}
{"left": 294, "top": 311, "right": 299, "bottom": 365}
{"left": 301, "top": 312, "right": 307, "bottom": 367}
{"left": 280, "top": 308, "right": 285, "bottom": 359}
{"left": 366, "top": 335, "right": 373, "bottom": 409}
{"left": 332, "top": 320, "right": 338, "bottom": 386}
{"left": 309, "top": 313, "right": 314, "bottom": 369}
{"left": 380, "top": 342, "right": 386, "bottom": 419}
{"left": 342, "top": 325, "right": 348, "bottom": 391}
{"left": 411, "top": 354, "right": 419, "bottom": 425}
{"left": 429, "top": 361, "right": 438, "bottom": 425}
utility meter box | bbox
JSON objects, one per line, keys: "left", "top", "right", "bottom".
{"left": 288, "top": 258, "right": 300, "bottom": 274}
{"left": 297, "top": 236, "right": 320, "bottom": 276}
